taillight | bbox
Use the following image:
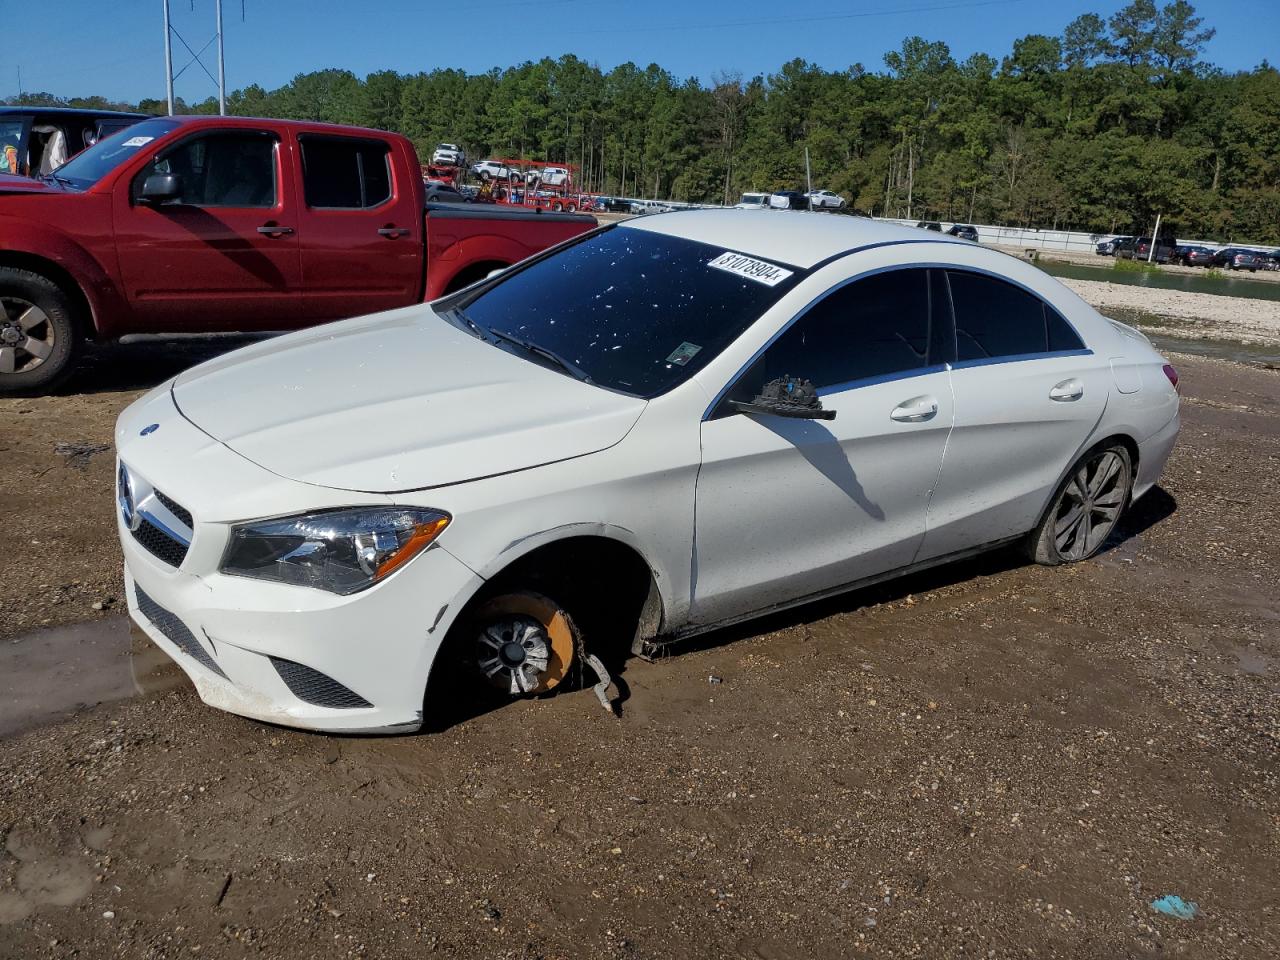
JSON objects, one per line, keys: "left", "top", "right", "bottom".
{"left": 1162, "top": 364, "right": 1179, "bottom": 392}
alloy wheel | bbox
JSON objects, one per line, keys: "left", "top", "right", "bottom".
{"left": 0, "top": 296, "right": 56, "bottom": 375}
{"left": 1052, "top": 450, "right": 1126, "bottom": 560}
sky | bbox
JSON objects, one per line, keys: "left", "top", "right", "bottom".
{"left": 4, "top": 0, "right": 1276, "bottom": 105}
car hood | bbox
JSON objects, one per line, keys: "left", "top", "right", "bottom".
{"left": 170, "top": 307, "right": 646, "bottom": 493}
{"left": 0, "top": 174, "right": 59, "bottom": 194}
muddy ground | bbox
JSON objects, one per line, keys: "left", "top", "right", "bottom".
{"left": 1, "top": 340, "right": 1278, "bottom": 959}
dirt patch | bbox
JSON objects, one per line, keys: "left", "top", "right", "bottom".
{"left": 1, "top": 346, "right": 1279, "bottom": 958}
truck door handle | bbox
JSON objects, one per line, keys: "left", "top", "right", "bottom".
{"left": 1050, "top": 378, "right": 1084, "bottom": 402}
{"left": 377, "top": 226, "right": 410, "bottom": 238}
{"left": 890, "top": 395, "right": 939, "bottom": 423}
{"left": 256, "top": 224, "right": 293, "bottom": 237}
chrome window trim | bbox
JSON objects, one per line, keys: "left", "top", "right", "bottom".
{"left": 702, "top": 254, "right": 1092, "bottom": 421}
{"left": 950, "top": 348, "right": 1094, "bottom": 371}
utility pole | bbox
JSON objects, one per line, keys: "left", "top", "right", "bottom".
{"left": 216, "top": 0, "right": 226, "bottom": 115}
{"left": 163, "top": 0, "right": 175, "bottom": 116}
{"left": 162, "top": 0, "right": 227, "bottom": 116}
{"left": 804, "top": 146, "right": 813, "bottom": 211}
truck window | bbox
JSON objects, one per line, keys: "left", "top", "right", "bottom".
{"left": 138, "top": 132, "right": 277, "bottom": 208}
{"left": 299, "top": 136, "right": 392, "bottom": 209}
{"left": 53, "top": 117, "right": 178, "bottom": 189}
{"left": 0, "top": 119, "right": 25, "bottom": 175}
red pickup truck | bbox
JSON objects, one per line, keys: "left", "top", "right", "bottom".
{"left": 0, "top": 115, "right": 596, "bottom": 393}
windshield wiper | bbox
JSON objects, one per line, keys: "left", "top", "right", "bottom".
{"left": 489, "top": 328, "right": 594, "bottom": 384}
{"left": 40, "top": 173, "right": 76, "bottom": 188}
{"left": 446, "top": 307, "right": 487, "bottom": 341}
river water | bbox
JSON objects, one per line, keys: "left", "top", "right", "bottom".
{"left": 1039, "top": 260, "right": 1280, "bottom": 303}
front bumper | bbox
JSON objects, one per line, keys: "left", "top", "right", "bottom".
{"left": 116, "top": 387, "right": 483, "bottom": 733}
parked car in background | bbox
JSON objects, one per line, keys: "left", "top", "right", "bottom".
{"left": 947, "top": 224, "right": 979, "bottom": 242}
{"left": 471, "top": 159, "right": 519, "bottom": 182}
{"left": 0, "top": 106, "right": 146, "bottom": 178}
{"left": 769, "top": 190, "right": 808, "bottom": 210}
{"left": 593, "top": 196, "right": 632, "bottom": 213}
{"left": 1212, "top": 248, "right": 1267, "bottom": 272}
{"left": 916, "top": 221, "right": 942, "bottom": 232}
{"left": 629, "top": 199, "right": 678, "bottom": 215}
{"left": 806, "top": 189, "right": 846, "bottom": 209}
{"left": 113, "top": 211, "right": 1179, "bottom": 732}
{"left": 0, "top": 115, "right": 595, "bottom": 392}
{"left": 1264, "top": 250, "right": 1280, "bottom": 271}
{"left": 734, "top": 192, "right": 770, "bottom": 210}
{"left": 431, "top": 143, "right": 465, "bottom": 166}
{"left": 425, "top": 181, "right": 467, "bottom": 203}
{"left": 1115, "top": 236, "right": 1173, "bottom": 263}
{"left": 1173, "top": 245, "right": 1215, "bottom": 267}
{"left": 1095, "top": 236, "right": 1131, "bottom": 255}
{"left": 1109, "top": 237, "right": 1136, "bottom": 257}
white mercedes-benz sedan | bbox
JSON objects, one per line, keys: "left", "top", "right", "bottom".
{"left": 115, "top": 211, "right": 1180, "bottom": 733}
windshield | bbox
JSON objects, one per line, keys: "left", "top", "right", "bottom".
{"left": 52, "top": 117, "right": 178, "bottom": 189}
{"left": 452, "top": 225, "right": 802, "bottom": 398}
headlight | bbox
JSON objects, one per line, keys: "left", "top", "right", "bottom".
{"left": 220, "top": 507, "right": 450, "bottom": 595}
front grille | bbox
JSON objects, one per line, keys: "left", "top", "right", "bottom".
{"left": 154, "top": 490, "right": 193, "bottom": 529}
{"left": 134, "top": 584, "right": 228, "bottom": 680}
{"left": 270, "top": 657, "right": 371, "bottom": 709}
{"left": 131, "top": 515, "right": 189, "bottom": 568}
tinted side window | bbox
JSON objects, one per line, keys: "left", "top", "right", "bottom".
{"left": 142, "top": 133, "right": 277, "bottom": 207}
{"left": 739, "top": 269, "right": 935, "bottom": 397}
{"left": 301, "top": 137, "right": 391, "bottom": 208}
{"left": 948, "top": 271, "right": 1081, "bottom": 360}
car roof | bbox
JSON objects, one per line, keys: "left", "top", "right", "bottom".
{"left": 128, "top": 114, "right": 407, "bottom": 139}
{"left": 0, "top": 105, "right": 148, "bottom": 120}
{"left": 620, "top": 209, "right": 967, "bottom": 269}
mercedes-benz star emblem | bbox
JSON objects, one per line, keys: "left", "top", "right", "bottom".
{"left": 117, "top": 462, "right": 141, "bottom": 532}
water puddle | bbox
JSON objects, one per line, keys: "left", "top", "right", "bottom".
{"left": 0, "top": 618, "right": 187, "bottom": 738}
{"left": 1145, "top": 333, "right": 1280, "bottom": 367}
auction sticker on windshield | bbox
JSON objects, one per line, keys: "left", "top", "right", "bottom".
{"left": 707, "top": 251, "right": 794, "bottom": 287}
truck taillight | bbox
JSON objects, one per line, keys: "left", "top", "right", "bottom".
{"left": 1162, "top": 364, "right": 1179, "bottom": 392}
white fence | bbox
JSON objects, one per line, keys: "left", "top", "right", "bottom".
{"left": 871, "top": 218, "right": 1273, "bottom": 254}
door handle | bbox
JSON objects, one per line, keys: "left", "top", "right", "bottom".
{"left": 1050, "top": 378, "right": 1084, "bottom": 402}
{"left": 377, "top": 226, "right": 410, "bottom": 238}
{"left": 890, "top": 395, "right": 939, "bottom": 423}
{"left": 256, "top": 224, "right": 294, "bottom": 237}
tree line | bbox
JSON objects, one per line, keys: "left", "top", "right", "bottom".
{"left": 8, "top": 1, "right": 1279, "bottom": 243}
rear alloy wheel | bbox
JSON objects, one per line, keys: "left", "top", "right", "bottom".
{"left": 1029, "top": 444, "right": 1132, "bottom": 565}
{"left": 0, "top": 268, "right": 82, "bottom": 395}
{"left": 471, "top": 591, "right": 577, "bottom": 696}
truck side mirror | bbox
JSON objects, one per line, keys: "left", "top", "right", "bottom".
{"left": 140, "top": 172, "right": 182, "bottom": 205}
{"left": 729, "top": 375, "right": 836, "bottom": 420}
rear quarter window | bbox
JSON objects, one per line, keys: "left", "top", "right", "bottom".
{"left": 948, "top": 271, "right": 1084, "bottom": 361}
{"left": 300, "top": 136, "right": 392, "bottom": 209}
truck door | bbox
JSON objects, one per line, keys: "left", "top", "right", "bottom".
{"left": 292, "top": 134, "right": 424, "bottom": 319}
{"left": 112, "top": 128, "right": 303, "bottom": 329}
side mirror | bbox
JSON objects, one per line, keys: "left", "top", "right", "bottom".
{"left": 729, "top": 375, "right": 836, "bottom": 420}
{"left": 140, "top": 172, "right": 182, "bottom": 205}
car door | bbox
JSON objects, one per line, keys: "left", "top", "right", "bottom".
{"left": 917, "top": 269, "right": 1108, "bottom": 562}
{"left": 689, "top": 268, "right": 956, "bottom": 627}
{"left": 112, "top": 128, "right": 303, "bottom": 329}
{"left": 293, "top": 133, "right": 424, "bottom": 319}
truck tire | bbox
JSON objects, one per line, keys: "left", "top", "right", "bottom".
{"left": 0, "top": 267, "right": 83, "bottom": 395}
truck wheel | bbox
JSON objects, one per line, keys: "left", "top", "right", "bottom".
{"left": 0, "top": 267, "right": 82, "bottom": 395}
